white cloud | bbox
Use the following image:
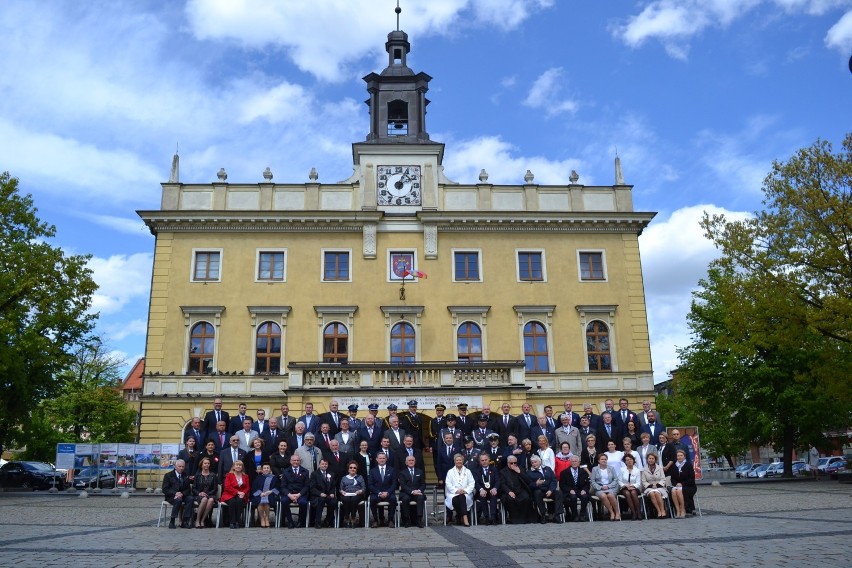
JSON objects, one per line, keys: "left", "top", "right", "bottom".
{"left": 522, "top": 68, "right": 579, "bottom": 116}
{"left": 443, "top": 135, "right": 581, "bottom": 184}
{"left": 88, "top": 253, "right": 153, "bottom": 315}
{"left": 640, "top": 204, "right": 751, "bottom": 381}
{"left": 74, "top": 213, "right": 152, "bottom": 237}
{"left": 825, "top": 9, "right": 852, "bottom": 51}
{"left": 103, "top": 319, "right": 149, "bottom": 343}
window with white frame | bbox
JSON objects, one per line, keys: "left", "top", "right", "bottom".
{"left": 192, "top": 249, "right": 222, "bottom": 282}
{"left": 322, "top": 249, "right": 351, "bottom": 282}
{"left": 453, "top": 250, "right": 482, "bottom": 282}
{"left": 256, "top": 249, "right": 287, "bottom": 282}
{"left": 578, "top": 250, "right": 607, "bottom": 281}
{"left": 513, "top": 305, "right": 555, "bottom": 373}
{"left": 516, "top": 250, "right": 546, "bottom": 282}
{"left": 575, "top": 305, "right": 618, "bottom": 372}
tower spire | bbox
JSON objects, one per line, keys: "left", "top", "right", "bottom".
{"left": 395, "top": 0, "right": 401, "bottom": 31}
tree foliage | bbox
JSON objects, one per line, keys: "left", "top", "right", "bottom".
{"left": 0, "top": 172, "right": 98, "bottom": 450}
{"left": 676, "top": 135, "right": 852, "bottom": 475}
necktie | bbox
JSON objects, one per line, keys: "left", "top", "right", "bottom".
{"left": 408, "top": 448, "right": 412, "bottom": 456}
{"left": 504, "top": 415, "right": 508, "bottom": 426}
{"left": 333, "top": 413, "right": 338, "bottom": 426}
{"left": 525, "top": 415, "right": 530, "bottom": 426}
{"left": 294, "top": 468, "right": 298, "bottom": 475}
{"left": 176, "top": 473, "right": 180, "bottom": 481}
{"left": 380, "top": 467, "right": 385, "bottom": 477}
{"left": 335, "top": 453, "right": 339, "bottom": 462}
{"left": 573, "top": 469, "right": 578, "bottom": 483}
{"left": 325, "top": 434, "right": 330, "bottom": 444}
{"left": 447, "top": 446, "right": 451, "bottom": 457}
{"left": 622, "top": 411, "right": 627, "bottom": 422}
{"left": 410, "top": 468, "right": 415, "bottom": 478}
{"left": 219, "top": 433, "right": 224, "bottom": 446}
{"left": 233, "top": 449, "right": 237, "bottom": 462}
{"left": 606, "top": 425, "right": 611, "bottom": 435}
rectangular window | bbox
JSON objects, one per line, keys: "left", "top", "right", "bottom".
{"left": 578, "top": 251, "right": 606, "bottom": 281}
{"left": 517, "top": 251, "right": 544, "bottom": 281}
{"left": 323, "top": 251, "right": 350, "bottom": 281}
{"left": 257, "top": 251, "right": 286, "bottom": 281}
{"left": 192, "top": 250, "right": 221, "bottom": 282}
{"left": 453, "top": 251, "right": 480, "bottom": 282}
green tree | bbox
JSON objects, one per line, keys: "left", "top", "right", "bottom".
{"left": 677, "top": 135, "right": 852, "bottom": 476}
{"left": 41, "top": 340, "right": 137, "bottom": 444}
{"left": 0, "top": 171, "right": 98, "bottom": 451}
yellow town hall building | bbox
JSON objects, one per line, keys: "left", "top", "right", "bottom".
{"left": 136, "top": 23, "right": 656, "bottom": 445}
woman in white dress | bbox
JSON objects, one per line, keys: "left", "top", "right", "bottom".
{"left": 604, "top": 440, "right": 624, "bottom": 478}
{"left": 536, "top": 435, "right": 555, "bottom": 471}
{"left": 445, "top": 453, "right": 474, "bottom": 526}
{"left": 618, "top": 453, "right": 643, "bottom": 520}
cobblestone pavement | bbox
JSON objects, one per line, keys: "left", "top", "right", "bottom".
{"left": 0, "top": 480, "right": 849, "bottom": 567}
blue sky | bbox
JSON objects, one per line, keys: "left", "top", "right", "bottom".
{"left": 1, "top": 0, "right": 850, "bottom": 382}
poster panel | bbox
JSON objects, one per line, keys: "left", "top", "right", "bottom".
{"left": 55, "top": 443, "right": 76, "bottom": 471}
{"left": 667, "top": 426, "right": 702, "bottom": 481}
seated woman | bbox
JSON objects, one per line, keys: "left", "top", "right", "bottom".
{"left": 618, "top": 453, "right": 643, "bottom": 520}
{"left": 580, "top": 434, "right": 598, "bottom": 471}
{"left": 590, "top": 453, "right": 621, "bottom": 521}
{"left": 445, "top": 453, "right": 474, "bottom": 527}
{"left": 193, "top": 456, "right": 218, "bottom": 528}
{"left": 251, "top": 463, "right": 279, "bottom": 528}
{"left": 536, "top": 435, "right": 555, "bottom": 471}
{"left": 641, "top": 452, "right": 668, "bottom": 518}
{"left": 553, "top": 441, "right": 573, "bottom": 480}
{"left": 243, "top": 437, "right": 267, "bottom": 487}
{"left": 604, "top": 440, "right": 624, "bottom": 478}
{"left": 220, "top": 460, "right": 249, "bottom": 529}
{"left": 339, "top": 460, "right": 367, "bottom": 528}
{"left": 669, "top": 449, "right": 697, "bottom": 518}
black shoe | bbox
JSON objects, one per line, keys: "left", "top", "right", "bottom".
{"left": 287, "top": 521, "right": 296, "bottom": 529}
{"left": 168, "top": 519, "right": 176, "bottom": 529}
{"left": 229, "top": 523, "right": 237, "bottom": 529}
{"left": 370, "top": 521, "right": 378, "bottom": 528}
{"left": 181, "top": 521, "right": 190, "bottom": 529}
{"left": 314, "top": 523, "right": 322, "bottom": 529}
{"left": 418, "top": 520, "right": 426, "bottom": 528}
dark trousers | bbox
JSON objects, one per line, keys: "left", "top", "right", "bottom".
{"left": 370, "top": 494, "right": 397, "bottom": 522}
{"left": 168, "top": 494, "right": 194, "bottom": 520}
{"left": 532, "top": 488, "right": 564, "bottom": 518}
{"left": 564, "top": 490, "right": 590, "bottom": 519}
{"left": 283, "top": 495, "right": 309, "bottom": 526}
{"left": 311, "top": 496, "right": 337, "bottom": 526}
{"left": 399, "top": 492, "right": 425, "bottom": 524}
{"left": 476, "top": 493, "right": 498, "bottom": 521}
{"left": 224, "top": 497, "right": 244, "bottom": 526}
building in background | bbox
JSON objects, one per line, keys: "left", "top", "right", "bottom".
{"left": 136, "top": 20, "right": 656, "bottom": 449}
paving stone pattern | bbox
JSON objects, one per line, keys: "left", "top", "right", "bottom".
{"left": 0, "top": 480, "right": 849, "bottom": 567}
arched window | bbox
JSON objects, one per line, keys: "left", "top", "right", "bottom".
{"left": 523, "top": 321, "right": 549, "bottom": 373}
{"left": 255, "top": 321, "right": 282, "bottom": 374}
{"left": 323, "top": 323, "right": 348, "bottom": 363}
{"left": 586, "top": 321, "right": 611, "bottom": 371}
{"left": 188, "top": 322, "right": 214, "bottom": 375}
{"left": 457, "top": 322, "right": 482, "bottom": 363}
{"left": 391, "top": 322, "right": 415, "bottom": 364}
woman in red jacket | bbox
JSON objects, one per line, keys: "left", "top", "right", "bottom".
{"left": 221, "top": 460, "right": 249, "bottom": 528}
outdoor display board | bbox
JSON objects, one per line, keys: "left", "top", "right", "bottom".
{"left": 55, "top": 443, "right": 189, "bottom": 489}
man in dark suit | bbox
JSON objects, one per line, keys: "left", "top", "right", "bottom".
{"left": 399, "top": 400, "right": 428, "bottom": 450}
{"left": 206, "top": 419, "right": 230, "bottom": 453}
{"left": 368, "top": 452, "right": 398, "bottom": 527}
{"left": 203, "top": 398, "right": 229, "bottom": 437}
{"left": 516, "top": 403, "right": 536, "bottom": 443}
{"left": 558, "top": 454, "right": 590, "bottom": 521}
{"left": 612, "top": 398, "right": 640, "bottom": 436}
{"left": 582, "top": 403, "right": 602, "bottom": 431}
{"left": 315, "top": 422, "right": 334, "bottom": 455}
{"left": 319, "top": 400, "right": 343, "bottom": 437}
{"left": 435, "top": 431, "right": 460, "bottom": 484}
{"left": 455, "top": 403, "right": 473, "bottom": 436}
{"left": 251, "top": 409, "right": 270, "bottom": 438}
{"left": 324, "top": 439, "right": 351, "bottom": 479}
{"left": 218, "top": 435, "right": 246, "bottom": 483}
{"left": 162, "top": 459, "right": 194, "bottom": 528}
{"left": 483, "top": 433, "right": 504, "bottom": 469}
{"left": 383, "top": 415, "right": 406, "bottom": 451}
{"left": 394, "top": 434, "right": 425, "bottom": 473}
{"left": 276, "top": 403, "right": 296, "bottom": 438}
{"left": 471, "top": 415, "right": 496, "bottom": 450}
{"left": 281, "top": 454, "right": 310, "bottom": 529}
{"left": 561, "top": 400, "right": 582, "bottom": 427}
{"left": 474, "top": 453, "right": 501, "bottom": 525}
{"left": 596, "top": 411, "right": 620, "bottom": 452}
{"left": 439, "top": 414, "right": 464, "bottom": 447}
{"left": 495, "top": 403, "right": 518, "bottom": 446}
{"left": 531, "top": 415, "right": 556, "bottom": 449}
{"left": 374, "top": 437, "right": 398, "bottom": 470}
{"left": 358, "top": 413, "right": 384, "bottom": 454}
{"left": 298, "top": 402, "right": 320, "bottom": 435}
{"left": 398, "top": 455, "right": 426, "bottom": 527}
{"left": 526, "top": 455, "right": 563, "bottom": 523}
{"left": 346, "top": 404, "right": 362, "bottom": 431}
{"left": 229, "top": 403, "right": 251, "bottom": 435}
{"left": 500, "top": 456, "right": 534, "bottom": 524}
{"left": 263, "top": 417, "right": 283, "bottom": 457}
{"left": 640, "top": 410, "right": 665, "bottom": 441}
{"left": 577, "top": 415, "right": 595, "bottom": 446}
{"left": 182, "top": 417, "right": 205, "bottom": 450}
{"left": 309, "top": 458, "right": 337, "bottom": 528}
{"left": 287, "top": 421, "right": 308, "bottom": 454}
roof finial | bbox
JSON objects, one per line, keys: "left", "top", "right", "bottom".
{"left": 169, "top": 143, "right": 180, "bottom": 183}
{"left": 395, "top": 0, "right": 401, "bottom": 31}
{"left": 615, "top": 152, "right": 625, "bottom": 186}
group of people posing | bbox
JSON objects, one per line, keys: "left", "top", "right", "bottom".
{"left": 162, "top": 397, "right": 697, "bottom": 529}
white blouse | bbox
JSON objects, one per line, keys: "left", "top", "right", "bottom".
{"left": 444, "top": 466, "right": 475, "bottom": 511}
{"left": 618, "top": 466, "right": 643, "bottom": 491}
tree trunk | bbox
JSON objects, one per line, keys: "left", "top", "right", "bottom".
{"left": 782, "top": 421, "right": 795, "bottom": 477}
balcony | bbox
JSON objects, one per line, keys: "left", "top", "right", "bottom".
{"left": 287, "top": 361, "right": 527, "bottom": 389}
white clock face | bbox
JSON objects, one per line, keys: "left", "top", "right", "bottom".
{"left": 377, "top": 165, "right": 421, "bottom": 205}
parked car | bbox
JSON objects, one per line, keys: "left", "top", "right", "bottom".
{"left": 817, "top": 456, "right": 845, "bottom": 474}
{"left": 734, "top": 464, "right": 753, "bottom": 478}
{"left": 0, "top": 461, "right": 65, "bottom": 490}
{"left": 748, "top": 463, "right": 771, "bottom": 478}
{"left": 764, "top": 462, "right": 784, "bottom": 477}
{"left": 73, "top": 467, "right": 116, "bottom": 490}
{"left": 741, "top": 463, "right": 765, "bottom": 478}
{"left": 791, "top": 462, "right": 811, "bottom": 476}
{"left": 823, "top": 458, "right": 848, "bottom": 478}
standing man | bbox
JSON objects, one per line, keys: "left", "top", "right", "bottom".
{"left": 455, "top": 403, "right": 472, "bottom": 435}
{"left": 555, "top": 413, "right": 581, "bottom": 456}
{"left": 562, "top": 401, "right": 581, "bottom": 427}
{"left": 544, "top": 406, "right": 558, "bottom": 431}
{"left": 596, "top": 411, "right": 619, "bottom": 452}
{"left": 298, "top": 402, "right": 320, "bottom": 435}
{"left": 582, "top": 403, "right": 602, "bottom": 431}
{"left": 640, "top": 410, "right": 665, "bottom": 440}
{"left": 251, "top": 409, "right": 269, "bottom": 437}
{"left": 207, "top": 420, "right": 229, "bottom": 453}
{"left": 496, "top": 403, "right": 518, "bottom": 446}
{"left": 264, "top": 417, "right": 281, "bottom": 456}
{"left": 320, "top": 400, "right": 342, "bottom": 437}
{"left": 517, "top": 403, "right": 535, "bottom": 443}
{"left": 383, "top": 415, "right": 406, "bottom": 450}
{"left": 288, "top": 421, "right": 307, "bottom": 453}
{"left": 398, "top": 455, "right": 426, "bottom": 528}
{"left": 399, "top": 400, "right": 428, "bottom": 450}
{"left": 472, "top": 415, "right": 495, "bottom": 450}
{"left": 358, "top": 413, "right": 384, "bottom": 454}
{"left": 613, "top": 398, "right": 640, "bottom": 434}
{"left": 183, "top": 417, "right": 204, "bottom": 449}
{"left": 203, "top": 398, "right": 229, "bottom": 436}
{"left": 531, "top": 414, "right": 556, "bottom": 449}
{"left": 294, "top": 433, "right": 321, "bottom": 474}
{"left": 382, "top": 404, "right": 400, "bottom": 431}
{"left": 162, "top": 459, "right": 193, "bottom": 528}
{"left": 427, "top": 403, "right": 448, "bottom": 453}
{"left": 346, "top": 404, "right": 362, "bottom": 431}
{"left": 277, "top": 403, "right": 296, "bottom": 438}
{"left": 218, "top": 435, "right": 246, "bottom": 482}
{"left": 237, "top": 418, "right": 259, "bottom": 452}
{"left": 229, "top": 403, "right": 251, "bottom": 435}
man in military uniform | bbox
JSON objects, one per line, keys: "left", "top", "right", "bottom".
{"left": 367, "top": 403, "right": 380, "bottom": 419}
{"left": 399, "top": 400, "right": 428, "bottom": 450}
{"left": 439, "top": 414, "right": 464, "bottom": 447}
{"left": 427, "top": 403, "right": 448, "bottom": 453}
{"left": 346, "top": 404, "right": 362, "bottom": 430}
{"left": 483, "top": 433, "right": 504, "bottom": 469}
{"left": 472, "top": 415, "right": 495, "bottom": 450}
{"left": 455, "top": 403, "right": 472, "bottom": 435}
{"left": 461, "top": 436, "right": 481, "bottom": 470}
{"left": 381, "top": 403, "right": 399, "bottom": 431}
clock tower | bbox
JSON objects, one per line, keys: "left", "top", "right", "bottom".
{"left": 352, "top": 11, "right": 447, "bottom": 213}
